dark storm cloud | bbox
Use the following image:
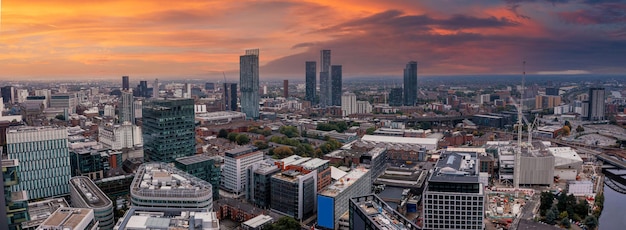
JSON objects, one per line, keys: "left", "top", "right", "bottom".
{"left": 557, "top": 3, "right": 626, "bottom": 24}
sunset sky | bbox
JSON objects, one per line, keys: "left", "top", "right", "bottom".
{"left": 0, "top": 0, "right": 625, "bottom": 80}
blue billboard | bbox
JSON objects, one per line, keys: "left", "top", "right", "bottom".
{"left": 317, "top": 195, "right": 335, "bottom": 229}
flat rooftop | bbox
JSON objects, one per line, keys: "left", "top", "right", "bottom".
{"left": 23, "top": 198, "right": 69, "bottom": 229}
{"left": 69, "top": 176, "right": 112, "bottom": 208}
{"left": 115, "top": 207, "right": 219, "bottom": 230}
{"left": 430, "top": 151, "right": 479, "bottom": 183}
{"left": 361, "top": 135, "right": 438, "bottom": 146}
{"left": 280, "top": 155, "right": 311, "bottom": 166}
{"left": 175, "top": 154, "right": 219, "bottom": 165}
{"left": 225, "top": 146, "right": 259, "bottom": 158}
{"left": 351, "top": 195, "right": 420, "bottom": 230}
{"left": 319, "top": 167, "right": 369, "bottom": 197}
{"left": 299, "top": 158, "right": 329, "bottom": 170}
{"left": 131, "top": 163, "right": 212, "bottom": 198}
{"left": 242, "top": 215, "right": 273, "bottom": 228}
{"left": 40, "top": 208, "right": 93, "bottom": 229}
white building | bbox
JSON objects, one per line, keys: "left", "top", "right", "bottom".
{"left": 317, "top": 167, "right": 371, "bottom": 229}
{"left": 69, "top": 176, "right": 114, "bottom": 230}
{"left": 114, "top": 207, "right": 219, "bottom": 230}
{"left": 104, "top": 105, "right": 115, "bottom": 117}
{"left": 356, "top": 100, "right": 372, "bottom": 114}
{"left": 341, "top": 92, "right": 357, "bottom": 116}
{"left": 38, "top": 208, "right": 98, "bottom": 230}
{"left": 548, "top": 147, "right": 583, "bottom": 180}
{"left": 222, "top": 147, "right": 264, "bottom": 196}
{"left": 99, "top": 123, "right": 142, "bottom": 150}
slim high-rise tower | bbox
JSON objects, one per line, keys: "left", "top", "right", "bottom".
{"left": 119, "top": 90, "right": 135, "bottom": 124}
{"left": 153, "top": 78, "right": 159, "bottom": 98}
{"left": 283, "top": 80, "right": 289, "bottom": 98}
{"left": 122, "top": 76, "right": 129, "bottom": 90}
{"left": 305, "top": 61, "right": 317, "bottom": 103}
{"left": 224, "top": 83, "right": 238, "bottom": 111}
{"left": 587, "top": 87, "right": 605, "bottom": 121}
{"left": 331, "top": 65, "right": 342, "bottom": 106}
{"left": 319, "top": 50, "right": 331, "bottom": 107}
{"left": 403, "top": 61, "right": 418, "bottom": 106}
{"left": 240, "top": 49, "right": 260, "bottom": 120}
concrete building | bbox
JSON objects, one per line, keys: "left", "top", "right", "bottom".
{"left": 142, "top": 98, "right": 195, "bottom": 163}
{"left": 22, "top": 198, "right": 68, "bottom": 230}
{"left": 7, "top": 126, "right": 70, "bottom": 200}
{"left": 175, "top": 155, "right": 222, "bottom": 200}
{"left": 99, "top": 123, "right": 142, "bottom": 150}
{"left": 360, "top": 147, "right": 388, "bottom": 181}
{"left": 38, "top": 208, "right": 98, "bottom": 230}
{"left": 305, "top": 61, "right": 317, "bottom": 103}
{"left": 2, "top": 159, "right": 29, "bottom": 230}
{"left": 356, "top": 100, "right": 372, "bottom": 114}
{"left": 403, "top": 61, "right": 418, "bottom": 106}
{"left": 222, "top": 147, "right": 264, "bottom": 196}
{"left": 350, "top": 194, "right": 420, "bottom": 230}
{"left": 587, "top": 87, "right": 605, "bottom": 121}
{"left": 240, "top": 49, "right": 260, "bottom": 120}
{"left": 69, "top": 176, "right": 114, "bottom": 230}
{"left": 113, "top": 207, "right": 219, "bottom": 230}
{"left": 548, "top": 147, "right": 583, "bottom": 181}
{"left": 130, "top": 163, "right": 213, "bottom": 210}
{"left": 331, "top": 65, "right": 342, "bottom": 106}
{"left": 535, "top": 95, "right": 561, "bottom": 109}
{"left": 422, "top": 151, "right": 485, "bottom": 230}
{"left": 492, "top": 141, "right": 555, "bottom": 186}
{"left": 270, "top": 169, "right": 317, "bottom": 220}
{"left": 361, "top": 134, "right": 438, "bottom": 151}
{"left": 246, "top": 161, "right": 280, "bottom": 209}
{"left": 317, "top": 167, "right": 371, "bottom": 229}
{"left": 241, "top": 215, "right": 274, "bottom": 230}
{"left": 49, "top": 93, "right": 77, "bottom": 114}
{"left": 195, "top": 111, "right": 246, "bottom": 125}
{"left": 568, "top": 181, "right": 594, "bottom": 196}
{"left": 341, "top": 92, "right": 357, "bottom": 116}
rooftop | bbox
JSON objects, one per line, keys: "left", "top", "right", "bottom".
{"left": 430, "top": 151, "right": 479, "bottom": 183}
{"left": 280, "top": 155, "right": 311, "bottom": 167}
{"left": 131, "top": 163, "right": 212, "bottom": 199}
{"left": 366, "top": 147, "right": 387, "bottom": 160}
{"left": 39, "top": 208, "right": 94, "bottom": 229}
{"left": 319, "top": 167, "right": 369, "bottom": 197}
{"left": 114, "top": 207, "right": 219, "bottom": 230}
{"left": 242, "top": 215, "right": 274, "bottom": 228}
{"left": 350, "top": 195, "right": 420, "bottom": 230}
{"left": 23, "top": 198, "right": 69, "bottom": 229}
{"left": 225, "top": 146, "right": 259, "bottom": 158}
{"left": 70, "top": 176, "right": 112, "bottom": 208}
{"left": 175, "top": 154, "right": 219, "bottom": 165}
{"left": 361, "top": 135, "right": 438, "bottom": 148}
{"left": 299, "top": 158, "right": 329, "bottom": 170}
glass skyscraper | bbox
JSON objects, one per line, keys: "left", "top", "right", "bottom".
{"left": 119, "top": 90, "right": 135, "bottom": 124}
{"left": 319, "top": 50, "right": 331, "bottom": 107}
{"left": 142, "top": 98, "right": 195, "bottom": 163}
{"left": 240, "top": 49, "right": 260, "bottom": 120}
{"left": 403, "top": 61, "right": 418, "bottom": 106}
{"left": 331, "top": 65, "right": 342, "bottom": 106}
{"left": 6, "top": 127, "right": 71, "bottom": 200}
{"left": 305, "top": 61, "right": 316, "bottom": 103}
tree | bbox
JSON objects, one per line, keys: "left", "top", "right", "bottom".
{"left": 576, "top": 125, "right": 585, "bottom": 132}
{"left": 584, "top": 215, "right": 598, "bottom": 230}
{"left": 55, "top": 114, "right": 65, "bottom": 120}
{"left": 559, "top": 211, "right": 569, "bottom": 220}
{"left": 253, "top": 140, "right": 269, "bottom": 150}
{"left": 545, "top": 209, "right": 557, "bottom": 225}
{"left": 562, "top": 125, "right": 571, "bottom": 136}
{"left": 573, "top": 200, "right": 589, "bottom": 219}
{"left": 279, "top": 126, "right": 299, "bottom": 138}
{"left": 561, "top": 217, "right": 571, "bottom": 228}
{"left": 366, "top": 127, "right": 376, "bottom": 135}
{"left": 539, "top": 191, "right": 554, "bottom": 216}
{"left": 218, "top": 129, "right": 228, "bottom": 138}
{"left": 273, "top": 146, "right": 294, "bottom": 159}
{"left": 227, "top": 132, "right": 238, "bottom": 142}
{"left": 265, "top": 216, "right": 300, "bottom": 230}
{"left": 236, "top": 134, "right": 250, "bottom": 145}
{"left": 564, "top": 120, "right": 572, "bottom": 129}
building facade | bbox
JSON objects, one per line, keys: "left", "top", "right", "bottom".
{"left": 38, "top": 208, "right": 98, "bottom": 230}
{"left": 341, "top": 92, "right": 357, "bottom": 117}
{"left": 403, "top": 61, "right": 418, "bottom": 106}
{"left": 122, "top": 76, "right": 129, "bottom": 90}
{"left": 99, "top": 123, "right": 141, "bottom": 150}
{"left": 119, "top": 90, "right": 135, "bottom": 124}
{"left": 240, "top": 49, "right": 260, "bottom": 120}
{"left": 246, "top": 161, "right": 280, "bottom": 209}
{"left": 2, "top": 159, "right": 29, "bottom": 230}
{"left": 305, "top": 61, "right": 317, "bottom": 103}
{"left": 317, "top": 167, "right": 371, "bottom": 229}
{"left": 389, "top": 88, "right": 403, "bottom": 106}
{"left": 7, "top": 127, "right": 70, "bottom": 200}
{"left": 70, "top": 146, "right": 122, "bottom": 181}
{"left": 349, "top": 195, "right": 421, "bottom": 230}
{"left": 69, "top": 176, "right": 114, "bottom": 230}
{"left": 331, "top": 65, "right": 342, "bottom": 106}
{"left": 114, "top": 207, "right": 219, "bottom": 230}
{"left": 174, "top": 155, "right": 222, "bottom": 200}
{"left": 142, "top": 98, "right": 195, "bottom": 163}
{"left": 588, "top": 87, "right": 605, "bottom": 121}
{"left": 320, "top": 50, "right": 332, "bottom": 107}
{"left": 222, "top": 147, "right": 264, "bottom": 196}
{"left": 270, "top": 170, "right": 317, "bottom": 220}
{"left": 223, "top": 83, "right": 238, "bottom": 111}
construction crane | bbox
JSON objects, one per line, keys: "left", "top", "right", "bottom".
{"left": 514, "top": 61, "right": 526, "bottom": 193}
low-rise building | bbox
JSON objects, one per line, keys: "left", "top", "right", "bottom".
{"left": 38, "top": 208, "right": 98, "bottom": 230}
{"left": 350, "top": 194, "right": 420, "bottom": 230}
{"left": 317, "top": 167, "right": 371, "bottom": 229}
{"left": 241, "top": 215, "right": 274, "bottom": 230}
{"left": 113, "top": 207, "right": 219, "bottom": 230}
{"left": 22, "top": 198, "right": 68, "bottom": 230}
{"left": 69, "top": 176, "right": 114, "bottom": 230}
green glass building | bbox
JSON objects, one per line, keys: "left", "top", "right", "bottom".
{"left": 174, "top": 154, "right": 221, "bottom": 200}
{"left": 2, "top": 159, "right": 29, "bottom": 230}
{"left": 142, "top": 98, "right": 195, "bottom": 163}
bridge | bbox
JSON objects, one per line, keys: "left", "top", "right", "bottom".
{"left": 596, "top": 154, "right": 626, "bottom": 169}
{"left": 603, "top": 168, "right": 626, "bottom": 194}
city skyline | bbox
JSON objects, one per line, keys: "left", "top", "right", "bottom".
{"left": 0, "top": 1, "right": 624, "bottom": 79}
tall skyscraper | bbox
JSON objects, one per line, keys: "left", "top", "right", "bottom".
{"left": 2, "top": 86, "right": 13, "bottom": 104}
{"left": 389, "top": 88, "right": 403, "bottom": 106}
{"left": 7, "top": 127, "right": 71, "bottom": 200}
{"left": 153, "top": 78, "right": 159, "bottom": 98}
{"left": 305, "top": 61, "right": 317, "bottom": 103}
{"left": 341, "top": 92, "right": 357, "bottom": 117}
{"left": 122, "top": 76, "right": 129, "bottom": 90}
{"left": 223, "top": 83, "right": 238, "bottom": 111}
{"left": 587, "top": 87, "right": 605, "bottom": 121}
{"left": 119, "top": 90, "right": 135, "bottom": 124}
{"left": 240, "top": 49, "right": 260, "bottom": 120}
{"left": 331, "top": 65, "right": 342, "bottom": 106}
{"left": 403, "top": 61, "right": 418, "bottom": 106}
{"left": 142, "top": 98, "right": 195, "bottom": 163}
{"left": 319, "top": 50, "right": 331, "bottom": 107}
{"left": 283, "top": 80, "right": 289, "bottom": 98}
{"left": 136, "top": 80, "right": 148, "bottom": 98}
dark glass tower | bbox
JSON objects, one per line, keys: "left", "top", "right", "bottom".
{"left": 305, "top": 61, "right": 317, "bottom": 103}
{"left": 320, "top": 50, "right": 331, "bottom": 107}
{"left": 122, "top": 76, "right": 129, "bottom": 90}
{"left": 389, "top": 88, "right": 403, "bottom": 106}
{"left": 403, "top": 61, "right": 418, "bottom": 106}
{"left": 142, "top": 98, "right": 195, "bottom": 163}
{"left": 240, "top": 49, "right": 260, "bottom": 119}
{"left": 331, "top": 65, "right": 342, "bottom": 106}
{"left": 223, "top": 83, "right": 237, "bottom": 111}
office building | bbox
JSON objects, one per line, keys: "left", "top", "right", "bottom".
{"left": 317, "top": 167, "right": 371, "bottom": 229}
{"left": 341, "top": 92, "right": 357, "bottom": 116}
{"left": 153, "top": 78, "right": 159, "bottom": 98}
{"left": 246, "top": 161, "right": 280, "bottom": 209}
{"left": 331, "top": 65, "right": 342, "bottom": 106}
{"left": 223, "top": 83, "right": 238, "bottom": 111}
{"left": 588, "top": 87, "right": 605, "bottom": 121}
{"left": 222, "top": 147, "right": 264, "bottom": 196}
{"left": 114, "top": 207, "right": 219, "bottom": 230}
{"left": 205, "top": 82, "right": 215, "bottom": 91}
{"left": 135, "top": 81, "right": 149, "bottom": 98}
{"left": 99, "top": 123, "right": 142, "bottom": 150}
{"left": 241, "top": 215, "right": 274, "bottom": 230}
{"left": 50, "top": 93, "right": 77, "bottom": 114}
{"left": 403, "top": 61, "right": 418, "bottom": 106}
{"left": 360, "top": 147, "right": 388, "bottom": 180}
{"left": 422, "top": 151, "right": 485, "bottom": 230}
{"left": 270, "top": 170, "right": 317, "bottom": 220}
{"left": 2, "top": 86, "right": 13, "bottom": 104}
{"left": 320, "top": 50, "right": 332, "bottom": 107}
{"left": 283, "top": 80, "right": 289, "bottom": 98}
{"left": 70, "top": 146, "right": 122, "bottom": 181}
{"left": 22, "top": 198, "right": 69, "bottom": 230}
{"left": 305, "top": 61, "right": 317, "bottom": 103}
{"left": 130, "top": 163, "right": 213, "bottom": 209}
{"left": 2, "top": 159, "right": 29, "bottom": 230}
{"left": 69, "top": 176, "right": 114, "bottom": 230}
{"left": 175, "top": 155, "right": 222, "bottom": 200}
{"left": 122, "top": 76, "right": 129, "bottom": 90}
{"left": 389, "top": 88, "right": 403, "bottom": 106}
{"left": 142, "top": 98, "right": 195, "bottom": 163}
{"left": 349, "top": 194, "right": 421, "bottom": 230}
{"left": 119, "top": 90, "right": 134, "bottom": 124}
{"left": 7, "top": 127, "right": 70, "bottom": 200}
{"left": 546, "top": 87, "right": 559, "bottom": 96}
{"left": 240, "top": 49, "right": 260, "bottom": 120}
{"left": 38, "top": 208, "right": 98, "bottom": 230}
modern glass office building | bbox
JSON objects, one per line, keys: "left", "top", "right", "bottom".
{"left": 240, "top": 49, "right": 260, "bottom": 120}
{"left": 403, "top": 61, "right": 418, "bottom": 106}
{"left": 175, "top": 155, "right": 222, "bottom": 200}
{"left": 142, "top": 98, "right": 195, "bottom": 163}
{"left": 6, "top": 126, "right": 71, "bottom": 200}
{"left": 305, "top": 61, "right": 317, "bottom": 103}
{"left": 69, "top": 176, "right": 114, "bottom": 230}
{"left": 2, "top": 159, "right": 29, "bottom": 230}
